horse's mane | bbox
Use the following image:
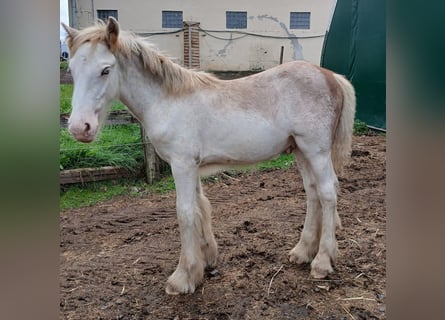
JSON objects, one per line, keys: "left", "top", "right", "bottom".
{"left": 67, "top": 22, "right": 219, "bottom": 95}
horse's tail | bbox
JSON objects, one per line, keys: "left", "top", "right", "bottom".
{"left": 331, "top": 73, "right": 356, "bottom": 175}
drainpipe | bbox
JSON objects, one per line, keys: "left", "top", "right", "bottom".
{"left": 70, "top": 0, "right": 77, "bottom": 28}
{"left": 91, "top": 0, "right": 95, "bottom": 23}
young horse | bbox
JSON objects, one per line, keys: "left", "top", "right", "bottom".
{"left": 62, "top": 17, "right": 355, "bottom": 295}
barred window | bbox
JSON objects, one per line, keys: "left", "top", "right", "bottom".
{"left": 290, "top": 12, "right": 311, "bottom": 29}
{"left": 226, "top": 11, "right": 247, "bottom": 29}
{"left": 162, "top": 11, "right": 183, "bottom": 28}
{"left": 97, "top": 9, "right": 118, "bottom": 22}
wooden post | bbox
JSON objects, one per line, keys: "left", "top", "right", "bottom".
{"left": 140, "top": 126, "right": 161, "bottom": 184}
{"left": 279, "top": 46, "right": 284, "bottom": 64}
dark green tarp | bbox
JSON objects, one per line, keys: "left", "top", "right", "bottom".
{"left": 321, "top": 0, "right": 386, "bottom": 130}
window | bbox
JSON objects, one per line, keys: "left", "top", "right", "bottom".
{"left": 290, "top": 12, "right": 311, "bottom": 29}
{"left": 162, "top": 11, "right": 183, "bottom": 28}
{"left": 97, "top": 9, "right": 118, "bottom": 22}
{"left": 226, "top": 11, "right": 247, "bottom": 29}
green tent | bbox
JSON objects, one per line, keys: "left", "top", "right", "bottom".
{"left": 321, "top": 0, "right": 386, "bottom": 130}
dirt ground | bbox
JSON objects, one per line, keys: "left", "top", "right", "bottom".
{"left": 60, "top": 134, "right": 386, "bottom": 320}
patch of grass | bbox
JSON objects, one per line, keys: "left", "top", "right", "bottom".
{"left": 60, "top": 124, "right": 144, "bottom": 171}
{"left": 256, "top": 153, "right": 295, "bottom": 171}
{"left": 61, "top": 181, "right": 129, "bottom": 210}
{"left": 353, "top": 119, "right": 369, "bottom": 135}
{"left": 146, "top": 175, "right": 175, "bottom": 194}
{"left": 60, "top": 176, "right": 175, "bottom": 210}
{"left": 60, "top": 61, "right": 69, "bottom": 71}
{"left": 60, "top": 84, "right": 74, "bottom": 114}
{"left": 110, "top": 100, "right": 127, "bottom": 112}
{"left": 60, "top": 84, "right": 126, "bottom": 114}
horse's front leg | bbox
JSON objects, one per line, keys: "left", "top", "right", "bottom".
{"left": 166, "top": 161, "right": 204, "bottom": 295}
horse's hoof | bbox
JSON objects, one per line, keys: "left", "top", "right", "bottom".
{"left": 201, "top": 241, "right": 218, "bottom": 269}
{"left": 165, "top": 283, "right": 181, "bottom": 295}
{"left": 289, "top": 251, "right": 312, "bottom": 264}
{"left": 310, "top": 255, "right": 334, "bottom": 278}
{"left": 165, "top": 271, "right": 198, "bottom": 295}
{"left": 289, "top": 243, "right": 316, "bottom": 264}
{"left": 165, "top": 281, "right": 196, "bottom": 295}
{"left": 310, "top": 266, "right": 331, "bottom": 279}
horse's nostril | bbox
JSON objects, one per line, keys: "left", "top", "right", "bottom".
{"left": 84, "top": 122, "right": 91, "bottom": 132}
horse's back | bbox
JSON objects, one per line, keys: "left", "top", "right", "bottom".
{"left": 215, "top": 61, "right": 342, "bottom": 130}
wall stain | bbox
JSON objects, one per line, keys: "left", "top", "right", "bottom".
{"left": 253, "top": 14, "right": 303, "bottom": 60}
{"left": 217, "top": 33, "right": 234, "bottom": 57}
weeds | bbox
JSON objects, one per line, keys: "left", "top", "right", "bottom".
{"left": 353, "top": 119, "right": 369, "bottom": 135}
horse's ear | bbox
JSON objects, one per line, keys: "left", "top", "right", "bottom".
{"left": 61, "top": 22, "right": 79, "bottom": 41}
{"left": 106, "top": 17, "right": 120, "bottom": 51}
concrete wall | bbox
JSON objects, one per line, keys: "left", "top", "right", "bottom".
{"left": 68, "top": 0, "right": 336, "bottom": 70}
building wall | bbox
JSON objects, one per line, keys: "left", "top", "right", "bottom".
{"left": 68, "top": 0, "right": 336, "bottom": 71}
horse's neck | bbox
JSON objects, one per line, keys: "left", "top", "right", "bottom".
{"left": 117, "top": 57, "right": 163, "bottom": 121}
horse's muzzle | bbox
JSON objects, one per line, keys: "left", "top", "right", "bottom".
{"left": 68, "top": 121, "right": 97, "bottom": 143}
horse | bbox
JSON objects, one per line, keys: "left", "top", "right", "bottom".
{"left": 62, "top": 17, "right": 356, "bottom": 295}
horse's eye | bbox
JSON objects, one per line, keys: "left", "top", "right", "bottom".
{"left": 101, "top": 67, "right": 110, "bottom": 76}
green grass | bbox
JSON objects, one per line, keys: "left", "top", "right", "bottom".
{"left": 60, "top": 124, "right": 144, "bottom": 171}
{"left": 60, "top": 61, "right": 69, "bottom": 71}
{"left": 256, "top": 153, "right": 294, "bottom": 171}
{"left": 60, "top": 84, "right": 73, "bottom": 114}
{"left": 61, "top": 181, "right": 129, "bottom": 210}
{"left": 353, "top": 119, "right": 370, "bottom": 135}
{"left": 60, "top": 84, "right": 126, "bottom": 114}
{"left": 60, "top": 175, "right": 176, "bottom": 210}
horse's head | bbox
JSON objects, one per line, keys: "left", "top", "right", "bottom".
{"left": 62, "top": 18, "right": 120, "bottom": 143}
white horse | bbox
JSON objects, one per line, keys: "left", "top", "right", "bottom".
{"left": 62, "top": 18, "right": 355, "bottom": 295}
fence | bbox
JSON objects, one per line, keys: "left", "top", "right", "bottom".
{"left": 60, "top": 110, "right": 166, "bottom": 185}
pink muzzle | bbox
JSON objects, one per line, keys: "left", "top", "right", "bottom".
{"left": 68, "top": 117, "right": 98, "bottom": 143}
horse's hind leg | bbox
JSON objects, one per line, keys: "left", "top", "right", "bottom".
{"left": 289, "top": 149, "right": 322, "bottom": 264}
{"left": 196, "top": 179, "right": 218, "bottom": 268}
{"left": 293, "top": 139, "right": 341, "bottom": 278}
{"left": 308, "top": 152, "right": 340, "bottom": 278}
